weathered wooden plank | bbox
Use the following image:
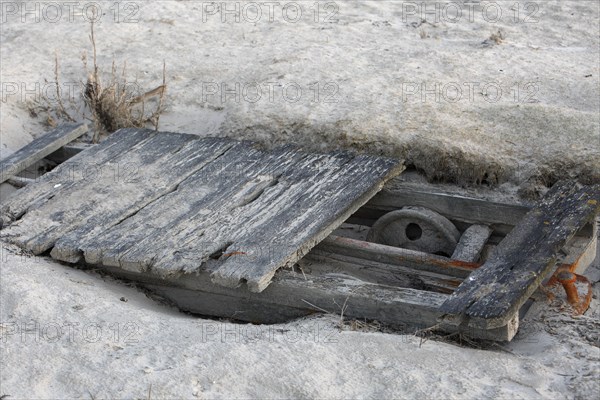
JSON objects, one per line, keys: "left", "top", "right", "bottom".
{"left": 49, "top": 134, "right": 241, "bottom": 263}
{"left": 316, "top": 235, "right": 478, "bottom": 279}
{"left": 48, "top": 135, "right": 235, "bottom": 258}
{"left": 210, "top": 154, "right": 404, "bottom": 292}
{"left": 451, "top": 224, "right": 492, "bottom": 262}
{"left": 59, "top": 143, "right": 300, "bottom": 267}
{"left": 74, "top": 147, "right": 402, "bottom": 292}
{"left": 1, "top": 128, "right": 154, "bottom": 227}
{"left": 302, "top": 250, "right": 462, "bottom": 293}
{"left": 439, "top": 181, "right": 600, "bottom": 329}
{"left": 0, "top": 123, "right": 88, "bottom": 184}
{"left": 4, "top": 130, "right": 403, "bottom": 293}
{"left": 363, "top": 185, "right": 531, "bottom": 237}
{"left": 93, "top": 264, "right": 517, "bottom": 341}
{"left": 2, "top": 131, "right": 235, "bottom": 255}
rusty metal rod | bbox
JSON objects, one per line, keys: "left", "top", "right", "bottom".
{"left": 556, "top": 270, "right": 579, "bottom": 305}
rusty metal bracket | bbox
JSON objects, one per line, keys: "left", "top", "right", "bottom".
{"left": 544, "top": 266, "right": 593, "bottom": 315}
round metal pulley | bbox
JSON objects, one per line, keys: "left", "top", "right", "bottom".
{"left": 366, "top": 206, "right": 460, "bottom": 257}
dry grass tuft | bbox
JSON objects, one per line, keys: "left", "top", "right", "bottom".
{"left": 83, "top": 19, "right": 166, "bottom": 142}
{"left": 481, "top": 29, "right": 506, "bottom": 47}
{"left": 28, "top": 16, "right": 166, "bottom": 143}
{"left": 489, "top": 29, "right": 506, "bottom": 44}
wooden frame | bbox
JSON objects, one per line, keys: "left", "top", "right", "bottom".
{"left": 76, "top": 179, "right": 598, "bottom": 341}
{"left": 2, "top": 126, "right": 597, "bottom": 342}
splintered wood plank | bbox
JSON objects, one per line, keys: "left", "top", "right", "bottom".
{"left": 0, "top": 123, "right": 88, "bottom": 184}
{"left": 53, "top": 142, "right": 296, "bottom": 266}
{"left": 3, "top": 129, "right": 402, "bottom": 293}
{"left": 439, "top": 181, "right": 600, "bottom": 328}
{"left": 1, "top": 128, "right": 154, "bottom": 227}
{"left": 52, "top": 141, "right": 402, "bottom": 292}
{"left": 209, "top": 153, "right": 403, "bottom": 292}
{"left": 115, "top": 147, "right": 304, "bottom": 274}
{"left": 1, "top": 130, "right": 235, "bottom": 255}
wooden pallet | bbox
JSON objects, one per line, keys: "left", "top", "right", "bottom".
{"left": 1, "top": 126, "right": 598, "bottom": 341}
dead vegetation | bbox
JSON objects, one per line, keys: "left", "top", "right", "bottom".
{"left": 489, "top": 29, "right": 506, "bottom": 44}
{"left": 482, "top": 29, "right": 506, "bottom": 47}
{"left": 28, "top": 18, "right": 166, "bottom": 143}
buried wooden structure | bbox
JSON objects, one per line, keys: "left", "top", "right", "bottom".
{"left": 1, "top": 126, "right": 599, "bottom": 341}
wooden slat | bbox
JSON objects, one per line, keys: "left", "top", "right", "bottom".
{"left": 316, "top": 235, "right": 478, "bottom": 279}
{"left": 58, "top": 143, "right": 299, "bottom": 267}
{"left": 362, "top": 185, "right": 531, "bottom": 237}
{"left": 2, "top": 130, "right": 403, "bottom": 293}
{"left": 210, "top": 153, "right": 404, "bottom": 292}
{"left": 439, "top": 181, "right": 600, "bottom": 328}
{"left": 85, "top": 147, "right": 401, "bottom": 292}
{"left": 0, "top": 123, "right": 88, "bottom": 184}
{"left": 49, "top": 134, "right": 238, "bottom": 261}
{"left": 1, "top": 128, "right": 154, "bottom": 227}
{"left": 1, "top": 130, "right": 235, "bottom": 254}
{"left": 451, "top": 224, "right": 492, "bottom": 262}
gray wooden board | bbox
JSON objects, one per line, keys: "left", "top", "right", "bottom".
{"left": 2, "top": 130, "right": 234, "bottom": 254}
{"left": 55, "top": 143, "right": 299, "bottom": 267}
{"left": 94, "top": 264, "right": 516, "bottom": 340}
{"left": 1, "top": 128, "right": 154, "bottom": 227}
{"left": 209, "top": 152, "right": 404, "bottom": 292}
{"left": 439, "top": 181, "right": 600, "bottom": 328}
{"left": 301, "top": 250, "right": 462, "bottom": 293}
{"left": 361, "top": 186, "right": 531, "bottom": 237}
{"left": 0, "top": 123, "right": 88, "bottom": 184}
{"left": 1, "top": 129, "right": 403, "bottom": 293}
{"left": 47, "top": 135, "right": 237, "bottom": 261}
{"left": 316, "top": 235, "right": 478, "bottom": 279}
{"left": 451, "top": 224, "right": 493, "bottom": 262}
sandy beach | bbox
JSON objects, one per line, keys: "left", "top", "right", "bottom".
{"left": 1, "top": 1, "right": 599, "bottom": 398}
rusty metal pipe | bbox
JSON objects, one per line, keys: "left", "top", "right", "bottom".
{"left": 556, "top": 271, "right": 579, "bottom": 305}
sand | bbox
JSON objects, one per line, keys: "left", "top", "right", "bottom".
{"left": 1, "top": 241, "right": 599, "bottom": 399}
{"left": 1, "top": 1, "right": 599, "bottom": 398}
{"left": 1, "top": 1, "right": 598, "bottom": 187}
